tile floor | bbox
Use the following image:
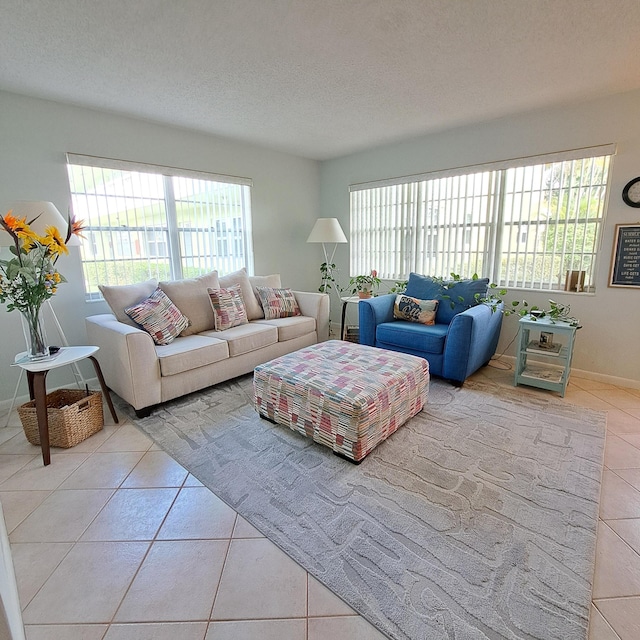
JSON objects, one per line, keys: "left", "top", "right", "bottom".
{"left": 0, "top": 364, "right": 639, "bottom": 640}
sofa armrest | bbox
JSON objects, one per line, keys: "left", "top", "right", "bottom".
{"left": 292, "top": 291, "right": 330, "bottom": 342}
{"left": 85, "top": 314, "right": 162, "bottom": 411}
{"left": 442, "top": 303, "right": 504, "bottom": 383}
{"left": 358, "top": 294, "right": 396, "bottom": 346}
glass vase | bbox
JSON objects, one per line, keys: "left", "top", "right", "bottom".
{"left": 20, "top": 307, "right": 49, "bottom": 360}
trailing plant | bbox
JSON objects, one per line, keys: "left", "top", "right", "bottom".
{"left": 318, "top": 261, "right": 338, "bottom": 294}
{"left": 348, "top": 270, "right": 381, "bottom": 295}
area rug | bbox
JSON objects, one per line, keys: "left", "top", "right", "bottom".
{"left": 127, "top": 376, "right": 606, "bottom": 640}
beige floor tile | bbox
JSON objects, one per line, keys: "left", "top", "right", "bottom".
{"left": 205, "top": 619, "right": 306, "bottom": 640}
{"left": 0, "top": 429, "right": 42, "bottom": 455}
{"left": 614, "top": 469, "right": 640, "bottom": 493}
{"left": 594, "top": 597, "right": 640, "bottom": 640}
{"left": 184, "top": 474, "right": 204, "bottom": 487}
{"left": 232, "top": 515, "right": 264, "bottom": 539}
{"left": 59, "top": 423, "right": 123, "bottom": 454}
{"left": 589, "top": 604, "right": 621, "bottom": 640}
{"left": 104, "top": 622, "right": 208, "bottom": 639}
{"left": 121, "top": 450, "right": 189, "bottom": 488}
{"left": 0, "top": 454, "right": 38, "bottom": 484}
{"left": 59, "top": 451, "right": 145, "bottom": 489}
{"left": 0, "top": 426, "right": 23, "bottom": 445}
{"left": 96, "top": 424, "right": 153, "bottom": 453}
{"left": 156, "top": 487, "right": 236, "bottom": 540}
{"left": 308, "top": 615, "right": 387, "bottom": 640}
{"left": 0, "top": 490, "right": 50, "bottom": 533}
{"left": 618, "top": 434, "right": 640, "bottom": 452}
{"left": 308, "top": 574, "right": 356, "bottom": 616}
{"left": 115, "top": 539, "right": 228, "bottom": 622}
{"left": 23, "top": 541, "right": 149, "bottom": 624}
{"left": 80, "top": 488, "right": 179, "bottom": 541}
{"left": 604, "top": 435, "right": 640, "bottom": 470}
{"left": 592, "top": 389, "right": 640, "bottom": 409}
{"left": 10, "top": 489, "right": 114, "bottom": 543}
{"left": 25, "top": 624, "right": 109, "bottom": 640}
{"left": 606, "top": 410, "right": 640, "bottom": 435}
{"left": 563, "top": 389, "right": 616, "bottom": 411}
{"left": 599, "top": 471, "right": 640, "bottom": 520}
{"left": 10, "top": 541, "right": 73, "bottom": 607}
{"left": 212, "top": 538, "right": 307, "bottom": 620}
{"left": 593, "top": 522, "right": 640, "bottom": 598}
{"left": 572, "top": 378, "right": 621, "bottom": 392}
{"left": 607, "top": 519, "right": 640, "bottom": 555}
{"left": 0, "top": 452, "right": 91, "bottom": 491}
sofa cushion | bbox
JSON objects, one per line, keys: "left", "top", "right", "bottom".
{"left": 124, "top": 288, "right": 190, "bottom": 345}
{"left": 202, "top": 323, "right": 278, "bottom": 357}
{"left": 253, "top": 316, "right": 316, "bottom": 341}
{"left": 159, "top": 271, "right": 219, "bottom": 336}
{"left": 256, "top": 287, "right": 301, "bottom": 319}
{"left": 248, "top": 274, "right": 281, "bottom": 319}
{"left": 219, "top": 267, "right": 263, "bottom": 321}
{"left": 405, "top": 273, "right": 489, "bottom": 324}
{"left": 377, "top": 321, "right": 449, "bottom": 355}
{"left": 208, "top": 284, "right": 249, "bottom": 331}
{"left": 393, "top": 295, "right": 438, "bottom": 325}
{"left": 99, "top": 278, "right": 159, "bottom": 327}
{"left": 156, "top": 334, "right": 230, "bottom": 377}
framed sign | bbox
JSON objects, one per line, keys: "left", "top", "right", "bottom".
{"left": 610, "top": 223, "right": 640, "bottom": 288}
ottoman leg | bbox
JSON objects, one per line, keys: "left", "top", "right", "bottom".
{"left": 333, "top": 450, "right": 363, "bottom": 465}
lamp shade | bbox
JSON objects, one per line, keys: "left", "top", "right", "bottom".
{"left": 1, "top": 201, "right": 80, "bottom": 247}
{"left": 306, "top": 218, "right": 347, "bottom": 244}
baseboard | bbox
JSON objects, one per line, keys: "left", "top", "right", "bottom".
{"left": 494, "top": 355, "right": 640, "bottom": 390}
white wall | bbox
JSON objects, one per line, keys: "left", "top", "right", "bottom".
{"left": 320, "top": 88, "right": 640, "bottom": 386}
{"left": 0, "top": 91, "right": 321, "bottom": 403}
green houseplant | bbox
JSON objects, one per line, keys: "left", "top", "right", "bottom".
{"left": 348, "top": 270, "right": 382, "bottom": 298}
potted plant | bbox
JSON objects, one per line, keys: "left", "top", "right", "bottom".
{"left": 349, "top": 270, "right": 381, "bottom": 298}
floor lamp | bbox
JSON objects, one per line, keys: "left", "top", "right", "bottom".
{"left": 306, "top": 217, "right": 348, "bottom": 295}
{"left": 2, "top": 201, "right": 86, "bottom": 426}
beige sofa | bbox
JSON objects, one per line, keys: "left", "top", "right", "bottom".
{"left": 85, "top": 271, "right": 329, "bottom": 417}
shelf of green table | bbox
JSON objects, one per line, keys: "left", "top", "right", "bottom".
{"left": 514, "top": 315, "right": 578, "bottom": 397}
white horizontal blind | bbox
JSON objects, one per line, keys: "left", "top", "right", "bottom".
{"left": 66, "top": 154, "right": 253, "bottom": 300}
{"left": 350, "top": 145, "right": 614, "bottom": 291}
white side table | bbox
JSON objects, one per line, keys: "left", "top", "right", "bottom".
{"left": 13, "top": 346, "right": 119, "bottom": 466}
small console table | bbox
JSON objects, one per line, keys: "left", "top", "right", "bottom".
{"left": 13, "top": 346, "right": 118, "bottom": 466}
{"left": 514, "top": 316, "right": 578, "bottom": 397}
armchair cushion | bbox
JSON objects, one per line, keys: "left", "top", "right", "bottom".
{"left": 377, "top": 321, "right": 448, "bottom": 354}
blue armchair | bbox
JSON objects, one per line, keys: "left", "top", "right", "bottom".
{"left": 358, "top": 274, "right": 503, "bottom": 385}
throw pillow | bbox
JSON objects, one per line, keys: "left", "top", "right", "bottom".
{"left": 159, "top": 270, "right": 219, "bottom": 336}
{"left": 207, "top": 284, "right": 249, "bottom": 331}
{"left": 219, "top": 267, "right": 263, "bottom": 321}
{"left": 124, "top": 287, "right": 190, "bottom": 345}
{"left": 393, "top": 295, "right": 439, "bottom": 325}
{"left": 248, "top": 274, "right": 282, "bottom": 318}
{"left": 256, "top": 287, "right": 301, "bottom": 320}
{"left": 99, "top": 278, "right": 159, "bottom": 327}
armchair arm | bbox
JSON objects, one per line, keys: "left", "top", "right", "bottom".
{"left": 292, "top": 291, "right": 330, "bottom": 342}
{"left": 85, "top": 314, "right": 162, "bottom": 411}
{"left": 358, "top": 294, "right": 396, "bottom": 346}
{"left": 442, "top": 303, "right": 504, "bottom": 383}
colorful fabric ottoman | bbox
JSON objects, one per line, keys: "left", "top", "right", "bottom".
{"left": 253, "top": 340, "right": 429, "bottom": 462}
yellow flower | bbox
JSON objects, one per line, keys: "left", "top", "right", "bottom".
{"left": 41, "top": 226, "right": 69, "bottom": 256}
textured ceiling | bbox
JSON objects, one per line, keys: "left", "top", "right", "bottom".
{"left": 2, "top": 0, "right": 640, "bottom": 160}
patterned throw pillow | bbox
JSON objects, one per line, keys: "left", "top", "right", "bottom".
{"left": 256, "top": 287, "right": 301, "bottom": 320}
{"left": 124, "top": 287, "right": 190, "bottom": 345}
{"left": 207, "top": 285, "right": 249, "bottom": 331}
{"left": 393, "top": 295, "right": 439, "bottom": 325}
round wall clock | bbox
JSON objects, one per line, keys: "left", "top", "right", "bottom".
{"left": 622, "top": 177, "right": 640, "bottom": 207}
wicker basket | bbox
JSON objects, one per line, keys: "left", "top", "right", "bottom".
{"left": 18, "top": 389, "right": 104, "bottom": 448}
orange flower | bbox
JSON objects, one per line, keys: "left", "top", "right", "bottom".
{"left": 41, "top": 226, "right": 69, "bottom": 256}
{"left": 1, "top": 211, "right": 31, "bottom": 240}
{"left": 67, "top": 215, "right": 86, "bottom": 241}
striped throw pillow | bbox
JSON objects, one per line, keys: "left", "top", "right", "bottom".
{"left": 125, "top": 288, "right": 190, "bottom": 345}
{"left": 207, "top": 284, "right": 249, "bottom": 331}
{"left": 256, "top": 287, "right": 301, "bottom": 320}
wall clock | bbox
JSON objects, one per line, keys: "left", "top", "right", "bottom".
{"left": 622, "top": 177, "right": 640, "bottom": 208}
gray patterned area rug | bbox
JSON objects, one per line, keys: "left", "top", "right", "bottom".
{"left": 128, "top": 375, "right": 606, "bottom": 640}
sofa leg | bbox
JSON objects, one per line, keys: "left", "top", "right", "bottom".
{"left": 135, "top": 406, "right": 153, "bottom": 419}
{"left": 450, "top": 380, "right": 464, "bottom": 388}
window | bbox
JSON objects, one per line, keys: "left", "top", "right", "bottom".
{"left": 66, "top": 154, "right": 253, "bottom": 301}
{"left": 350, "top": 145, "right": 615, "bottom": 291}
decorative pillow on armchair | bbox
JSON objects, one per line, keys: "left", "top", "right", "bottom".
{"left": 124, "top": 288, "right": 190, "bottom": 345}
{"left": 256, "top": 287, "right": 301, "bottom": 319}
{"left": 207, "top": 284, "right": 249, "bottom": 331}
{"left": 393, "top": 295, "right": 439, "bottom": 325}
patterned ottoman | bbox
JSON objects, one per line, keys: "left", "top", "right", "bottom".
{"left": 253, "top": 340, "right": 429, "bottom": 462}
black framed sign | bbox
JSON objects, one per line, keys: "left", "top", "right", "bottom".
{"left": 610, "top": 223, "right": 640, "bottom": 288}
